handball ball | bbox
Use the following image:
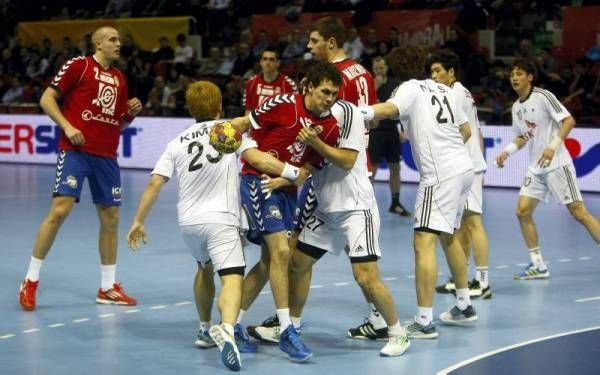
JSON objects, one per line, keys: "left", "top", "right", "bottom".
{"left": 209, "top": 121, "right": 242, "bottom": 154}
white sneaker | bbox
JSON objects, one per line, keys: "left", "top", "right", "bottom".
{"left": 251, "top": 325, "right": 280, "bottom": 343}
{"left": 209, "top": 324, "right": 241, "bottom": 371}
{"left": 195, "top": 328, "right": 216, "bottom": 348}
{"left": 380, "top": 335, "right": 410, "bottom": 357}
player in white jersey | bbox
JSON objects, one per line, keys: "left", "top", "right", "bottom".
{"left": 360, "top": 46, "right": 478, "bottom": 338}
{"left": 429, "top": 50, "right": 492, "bottom": 299}
{"left": 126, "top": 81, "right": 247, "bottom": 371}
{"left": 261, "top": 99, "right": 410, "bottom": 357}
{"left": 495, "top": 59, "right": 600, "bottom": 280}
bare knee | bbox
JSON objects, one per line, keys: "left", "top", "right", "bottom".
{"left": 46, "top": 200, "right": 74, "bottom": 225}
{"left": 98, "top": 207, "right": 120, "bottom": 230}
{"left": 516, "top": 206, "right": 533, "bottom": 220}
{"left": 568, "top": 202, "right": 588, "bottom": 223}
{"left": 353, "top": 268, "right": 377, "bottom": 291}
{"left": 270, "top": 246, "right": 291, "bottom": 265}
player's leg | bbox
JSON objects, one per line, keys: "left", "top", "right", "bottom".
{"left": 463, "top": 211, "right": 491, "bottom": 298}
{"left": 567, "top": 201, "right": 600, "bottom": 244}
{"left": 288, "top": 241, "right": 320, "bottom": 320}
{"left": 239, "top": 243, "right": 270, "bottom": 314}
{"left": 194, "top": 261, "right": 217, "bottom": 348}
{"left": 387, "top": 130, "right": 411, "bottom": 216}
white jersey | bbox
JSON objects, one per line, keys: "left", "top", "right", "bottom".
{"left": 311, "top": 100, "right": 374, "bottom": 212}
{"left": 387, "top": 79, "right": 473, "bottom": 186}
{"left": 152, "top": 120, "right": 253, "bottom": 226}
{"left": 511, "top": 87, "right": 572, "bottom": 175}
{"left": 452, "top": 81, "right": 486, "bottom": 173}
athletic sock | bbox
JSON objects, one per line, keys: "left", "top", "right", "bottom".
{"left": 199, "top": 321, "right": 211, "bottom": 332}
{"left": 100, "top": 264, "right": 116, "bottom": 291}
{"left": 455, "top": 288, "right": 471, "bottom": 310}
{"left": 276, "top": 308, "right": 291, "bottom": 331}
{"left": 387, "top": 321, "right": 406, "bottom": 337}
{"left": 291, "top": 316, "right": 302, "bottom": 329}
{"left": 25, "top": 256, "right": 43, "bottom": 281}
{"left": 476, "top": 266, "right": 489, "bottom": 288}
{"left": 528, "top": 247, "right": 546, "bottom": 269}
{"left": 368, "top": 302, "right": 387, "bottom": 329}
{"left": 416, "top": 306, "right": 433, "bottom": 326}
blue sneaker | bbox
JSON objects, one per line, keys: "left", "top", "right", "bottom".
{"left": 514, "top": 263, "right": 550, "bottom": 280}
{"left": 439, "top": 305, "right": 478, "bottom": 326}
{"left": 279, "top": 325, "right": 312, "bottom": 362}
{"left": 195, "top": 328, "right": 217, "bottom": 348}
{"left": 234, "top": 323, "right": 258, "bottom": 353}
{"left": 209, "top": 324, "right": 241, "bottom": 371}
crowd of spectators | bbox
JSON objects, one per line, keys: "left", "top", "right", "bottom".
{"left": 0, "top": 0, "right": 598, "bottom": 125}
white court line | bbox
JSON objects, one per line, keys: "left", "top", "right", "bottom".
{"left": 579, "top": 256, "right": 592, "bottom": 261}
{"left": 48, "top": 323, "right": 65, "bottom": 328}
{"left": 437, "top": 326, "right": 600, "bottom": 375}
{"left": 310, "top": 285, "right": 323, "bottom": 289}
{"left": 23, "top": 328, "right": 40, "bottom": 333}
{"left": 98, "top": 313, "right": 115, "bottom": 318}
{"left": 72, "top": 318, "right": 90, "bottom": 323}
{"left": 0, "top": 334, "right": 15, "bottom": 339}
{"left": 123, "top": 309, "right": 140, "bottom": 314}
{"left": 259, "top": 291, "right": 270, "bottom": 295}
{"left": 575, "top": 296, "right": 600, "bottom": 303}
{"left": 516, "top": 263, "right": 529, "bottom": 267}
{"left": 495, "top": 265, "right": 509, "bottom": 269}
{"left": 557, "top": 258, "right": 571, "bottom": 263}
{"left": 384, "top": 277, "right": 397, "bottom": 281}
{"left": 150, "top": 305, "right": 167, "bottom": 310}
{"left": 175, "top": 301, "right": 192, "bottom": 306}
{"left": 407, "top": 274, "right": 415, "bottom": 279}
{"left": 334, "top": 282, "right": 349, "bottom": 286}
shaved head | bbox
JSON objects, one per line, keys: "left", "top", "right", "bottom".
{"left": 91, "top": 26, "right": 121, "bottom": 64}
{"left": 92, "top": 27, "right": 118, "bottom": 48}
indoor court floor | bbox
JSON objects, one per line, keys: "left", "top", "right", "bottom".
{"left": 1, "top": 163, "right": 599, "bottom": 374}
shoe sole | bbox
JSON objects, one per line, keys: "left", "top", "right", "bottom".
{"left": 513, "top": 274, "right": 550, "bottom": 280}
{"left": 194, "top": 340, "right": 217, "bottom": 349}
{"left": 285, "top": 351, "right": 313, "bottom": 363}
{"left": 249, "top": 327, "right": 280, "bottom": 343}
{"left": 380, "top": 340, "right": 411, "bottom": 357}
{"left": 407, "top": 332, "right": 439, "bottom": 339}
{"left": 19, "top": 283, "right": 36, "bottom": 311}
{"left": 96, "top": 298, "right": 136, "bottom": 305}
{"left": 221, "top": 342, "right": 241, "bottom": 371}
{"left": 346, "top": 331, "right": 388, "bottom": 341}
{"left": 439, "top": 316, "right": 478, "bottom": 326}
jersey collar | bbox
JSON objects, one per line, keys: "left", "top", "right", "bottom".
{"left": 519, "top": 86, "right": 534, "bottom": 103}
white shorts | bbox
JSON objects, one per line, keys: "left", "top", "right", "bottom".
{"left": 414, "top": 170, "right": 474, "bottom": 234}
{"left": 180, "top": 223, "right": 245, "bottom": 272}
{"left": 464, "top": 171, "right": 484, "bottom": 214}
{"left": 298, "top": 201, "right": 381, "bottom": 260}
{"left": 519, "top": 164, "right": 583, "bottom": 204}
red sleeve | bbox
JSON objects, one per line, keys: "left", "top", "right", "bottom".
{"left": 50, "top": 56, "right": 87, "bottom": 95}
{"left": 249, "top": 95, "right": 294, "bottom": 130}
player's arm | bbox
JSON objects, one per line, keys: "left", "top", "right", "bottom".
{"left": 230, "top": 115, "right": 251, "bottom": 134}
{"left": 495, "top": 135, "right": 527, "bottom": 168}
{"left": 359, "top": 102, "right": 399, "bottom": 121}
{"left": 242, "top": 147, "right": 310, "bottom": 186}
{"left": 40, "top": 87, "right": 85, "bottom": 145}
{"left": 127, "top": 174, "right": 169, "bottom": 250}
{"left": 260, "top": 162, "right": 313, "bottom": 197}
{"left": 297, "top": 127, "right": 358, "bottom": 171}
{"left": 537, "top": 115, "right": 575, "bottom": 167}
{"left": 458, "top": 121, "right": 472, "bottom": 143}
{"left": 479, "top": 129, "right": 484, "bottom": 153}
{"left": 120, "top": 98, "right": 142, "bottom": 130}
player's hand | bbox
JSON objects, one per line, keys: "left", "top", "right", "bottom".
{"left": 495, "top": 152, "right": 509, "bottom": 168}
{"left": 127, "top": 98, "right": 143, "bottom": 117}
{"left": 64, "top": 125, "right": 85, "bottom": 146}
{"left": 537, "top": 147, "right": 555, "bottom": 168}
{"left": 297, "top": 127, "right": 320, "bottom": 146}
{"left": 127, "top": 221, "right": 147, "bottom": 250}
{"left": 295, "top": 167, "right": 310, "bottom": 187}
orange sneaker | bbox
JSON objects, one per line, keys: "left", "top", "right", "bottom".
{"left": 96, "top": 283, "right": 137, "bottom": 306}
{"left": 19, "top": 279, "right": 39, "bottom": 311}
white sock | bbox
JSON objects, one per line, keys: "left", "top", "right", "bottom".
{"left": 25, "top": 256, "right": 43, "bottom": 281}
{"left": 528, "top": 247, "right": 545, "bottom": 269}
{"left": 368, "top": 302, "right": 387, "bottom": 330}
{"left": 455, "top": 288, "right": 471, "bottom": 310}
{"left": 236, "top": 309, "right": 246, "bottom": 324}
{"left": 416, "top": 306, "right": 433, "bottom": 326}
{"left": 199, "top": 321, "right": 211, "bottom": 332}
{"left": 276, "top": 308, "right": 291, "bottom": 331}
{"left": 387, "top": 321, "right": 406, "bottom": 337}
{"left": 291, "top": 316, "right": 302, "bottom": 329}
{"left": 101, "top": 264, "right": 116, "bottom": 291}
{"left": 222, "top": 323, "right": 234, "bottom": 337}
{"left": 476, "top": 266, "right": 489, "bottom": 289}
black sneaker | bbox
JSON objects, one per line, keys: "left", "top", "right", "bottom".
{"left": 435, "top": 278, "right": 455, "bottom": 294}
{"left": 247, "top": 314, "right": 280, "bottom": 343}
{"left": 439, "top": 305, "right": 478, "bottom": 325}
{"left": 389, "top": 203, "right": 412, "bottom": 217}
{"left": 468, "top": 279, "right": 482, "bottom": 297}
{"left": 347, "top": 320, "right": 389, "bottom": 341}
{"left": 478, "top": 285, "right": 492, "bottom": 300}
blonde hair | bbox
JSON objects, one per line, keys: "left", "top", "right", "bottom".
{"left": 186, "top": 81, "right": 222, "bottom": 120}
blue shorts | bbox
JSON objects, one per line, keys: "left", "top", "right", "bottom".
{"left": 240, "top": 174, "right": 296, "bottom": 245}
{"left": 293, "top": 177, "right": 318, "bottom": 232}
{"left": 52, "top": 150, "right": 122, "bottom": 207}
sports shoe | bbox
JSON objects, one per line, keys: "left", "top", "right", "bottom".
{"left": 234, "top": 323, "right": 257, "bottom": 353}
{"left": 195, "top": 328, "right": 216, "bottom": 348}
{"left": 19, "top": 279, "right": 39, "bottom": 311}
{"left": 435, "top": 278, "right": 455, "bottom": 294}
{"left": 479, "top": 285, "right": 492, "bottom": 300}
{"left": 347, "top": 319, "right": 388, "bottom": 341}
{"left": 439, "top": 305, "right": 478, "bottom": 326}
{"left": 279, "top": 325, "right": 312, "bottom": 362}
{"left": 380, "top": 334, "right": 410, "bottom": 357}
{"left": 404, "top": 319, "right": 438, "bottom": 339}
{"left": 248, "top": 314, "right": 280, "bottom": 343}
{"left": 514, "top": 263, "right": 550, "bottom": 280}
{"left": 96, "top": 283, "right": 137, "bottom": 305}
{"left": 389, "top": 203, "right": 412, "bottom": 217}
{"left": 209, "top": 324, "right": 241, "bottom": 371}
{"left": 450, "top": 279, "right": 484, "bottom": 297}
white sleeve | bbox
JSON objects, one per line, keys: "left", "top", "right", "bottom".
{"left": 333, "top": 101, "right": 364, "bottom": 151}
{"left": 386, "top": 81, "right": 416, "bottom": 116}
{"left": 511, "top": 105, "right": 523, "bottom": 137}
{"left": 540, "top": 89, "right": 571, "bottom": 124}
{"left": 237, "top": 132, "right": 257, "bottom": 155}
{"left": 151, "top": 144, "right": 175, "bottom": 179}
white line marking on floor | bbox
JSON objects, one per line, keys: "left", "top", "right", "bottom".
{"left": 48, "top": 323, "right": 65, "bottom": 328}
{"left": 516, "top": 263, "right": 529, "bottom": 267}
{"left": 23, "top": 328, "right": 39, "bottom": 333}
{"left": 259, "top": 291, "right": 270, "bottom": 295}
{"left": 72, "top": 318, "right": 90, "bottom": 323}
{"left": 495, "top": 265, "right": 509, "bottom": 269}
{"left": 0, "top": 334, "right": 15, "bottom": 339}
{"left": 407, "top": 274, "right": 415, "bottom": 279}
{"left": 437, "top": 326, "right": 600, "bottom": 375}
{"left": 384, "top": 277, "right": 397, "bottom": 281}
{"left": 98, "top": 314, "right": 115, "bottom": 318}
{"left": 310, "top": 285, "right": 323, "bottom": 289}
{"left": 557, "top": 258, "right": 571, "bottom": 263}
{"left": 579, "top": 256, "right": 592, "bottom": 261}
{"left": 150, "top": 305, "right": 167, "bottom": 310}
{"left": 175, "top": 301, "right": 192, "bottom": 306}
{"left": 123, "top": 309, "right": 140, "bottom": 314}
{"left": 334, "top": 282, "right": 349, "bottom": 286}
{"left": 575, "top": 296, "right": 600, "bottom": 303}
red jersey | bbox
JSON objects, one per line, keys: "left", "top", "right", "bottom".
{"left": 243, "top": 73, "right": 297, "bottom": 111}
{"left": 50, "top": 55, "right": 131, "bottom": 159}
{"left": 334, "top": 59, "right": 377, "bottom": 106}
{"left": 242, "top": 94, "right": 339, "bottom": 189}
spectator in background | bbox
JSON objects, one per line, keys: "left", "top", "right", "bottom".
{"left": 384, "top": 26, "right": 400, "bottom": 51}
{"left": 41, "top": 38, "right": 57, "bottom": 63}
{"left": 174, "top": 33, "right": 194, "bottom": 66}
{"left": 152, "top": 36, "right": 174, "bottom": 63}
{"left": 253, "top": 29, "right": 270, "bottom": 57}
{"left": 80, "top": 34, "right": 94, "bottom": 56}
{"left": 197, "top": 46, "right": 222, "bottom": 76}
{"left": 62, "top": 36, "right": 80, "bottom": 59}
{"left": 343, "top": 27, "right": 364, "bottom": 61}
{"left": 362, "top": 27, "right": 379, "bottom": 65}
{"left": 217, "top": 46, "right": 235, "bottom": 76}
{"left": 2, "top": 76, "right": 23, "bottom": 104}
{"left": 232, "top": 42, "right": 255, "bottom": 77}
{"left": 515, "top": 38, "right": 535, "bottom": 60}
{"left": 119, "top": 34, "right": 138, "bottom": 60}
{"left": 281, "top": 28, "right": 305, "bottom": 62}
{"left": 440, "top": 26, "right": 473, "bottom": 68}
{"left": 25, "top": 50, "right": 50, "bottom": 79}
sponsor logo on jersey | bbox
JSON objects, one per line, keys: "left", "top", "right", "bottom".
{"left": 266, "top": 205, "right": 282, "bottom": 220}
{"left": 65, "top": 175, "right": 78, "bottom": 189}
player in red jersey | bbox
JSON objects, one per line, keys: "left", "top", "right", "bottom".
{"left": 19, "top": 27, "right": 142, "bottom": 311}
{"left": 243, "top": 48, "right": 297, "bottom": 114}
{"left": 229, "top": 60, "right": 342, "bottom": 362}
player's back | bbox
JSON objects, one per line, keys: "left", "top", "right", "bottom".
{"left": 334, "top": 59, "right": 377, "bottom": 106}
{"left": 389, "top": 79, "right": 473, "bottom": 185}
{"left": 162, "top": 120, "right": 240, "bottom": 225}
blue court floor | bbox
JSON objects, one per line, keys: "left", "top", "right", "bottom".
{"left": 1, "top": 163, "right": 599, "bottom": 375}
